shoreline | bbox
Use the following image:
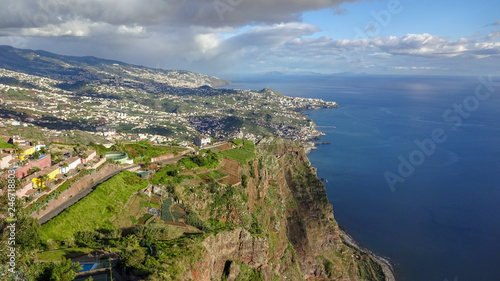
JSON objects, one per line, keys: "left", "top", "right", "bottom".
{"left": 340, "top": 229, "right": 396, "bottom": 281}
{"left": 301, "top": 122, "right": 396, "bottom": 280}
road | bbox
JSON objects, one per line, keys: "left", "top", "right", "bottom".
{"left": 38, "top": 166, "right": 138, "bottom": 225}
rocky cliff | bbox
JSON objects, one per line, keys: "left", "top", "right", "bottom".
{"left": 174, "top": 137, "right": 388, "bottom": 281}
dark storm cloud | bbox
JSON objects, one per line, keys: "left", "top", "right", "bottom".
{"left": 0, "top": 0, "right": 361, "bottom": 31}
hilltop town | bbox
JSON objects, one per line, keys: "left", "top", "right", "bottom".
{"left": 0, "top": 67, "right": 337, "bottom": 146}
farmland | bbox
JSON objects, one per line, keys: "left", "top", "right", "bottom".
{"left": 219, "top": 139, "right": 256, "bottom": 164}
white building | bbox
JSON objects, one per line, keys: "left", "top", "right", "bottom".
{"left": 59, "top": 156, "right": 81, "bottom": 174}
{"left": 194, "top": 136, "right": 211, "bottom": 147}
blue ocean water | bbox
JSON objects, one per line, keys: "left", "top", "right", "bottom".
{"left": 222, "top": 75, "right": 500, "bottom": 281}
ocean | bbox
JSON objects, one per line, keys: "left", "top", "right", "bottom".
{"left": 221, "top": 74, "right": 500, "bottom": 281}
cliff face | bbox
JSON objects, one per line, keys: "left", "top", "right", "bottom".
{"left": 181, "top": 137, "right": 386, "bottom": 281}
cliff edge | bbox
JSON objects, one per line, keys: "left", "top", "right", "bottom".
{"left": 158, "top": 137, "right": 391, "bottom": 281}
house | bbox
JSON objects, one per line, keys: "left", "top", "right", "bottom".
{"left": 136, "top": 170, "right": 154, "bottom": 179}
{"left": 12, "top": 164, "right": 31, "bottom": 179}
{"left": 34, "top": 142, "right": 47, "bottom": 152}
{"left": 59, "top": 156, "right": 81, "bottom": 174}
{"left": 194, "top": 136, "right": 211, "bottom": 147}
{"left": 44, "top": 166, "right": 61, "bottom": 180}
{"left": 30, "top": 154, "right": 51, "bottom": 169}
{"left": 0, "top": 153, "right": 13, "bottom": 169}
{"left": 8, "top": 136, "right": 30, "bottom": 146}
{"left": 16, "top": 180, "right": 33, "bottom": 198}
{"left": 80, "top": 150, "right": 97, "bottom": 164}
{"left": 17, "top": 145, "right": 35, "bottom": 160}
{"left": 143, "top": 184, "right": 153, "bottom": 197}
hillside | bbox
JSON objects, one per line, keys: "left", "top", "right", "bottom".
{"left": 0, "top": 45, "right": 229, "bottom": 89}
{"left": 177, "top": 137, "right": 389, "bottom": 280}
{"left": 30, "top": 137, "right": 389, "bottom": 280}
{"left": 0, "top": 46, "right": 337, "bottom": 143}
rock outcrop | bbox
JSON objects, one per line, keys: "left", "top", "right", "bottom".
{"left": 179, "top": 137, "right": 387, "bottom": 281}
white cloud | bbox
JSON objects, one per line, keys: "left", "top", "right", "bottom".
{"left": 18, "top": 19, "right": 100, "bottom": 37}
{"left": 486, "top": 30, "right": 500, "bottom": 41}
{"left": 117, "top": 25, "right": 147, "bottom": 37}
{"left": 0, "top": 0, "right": 499, "bottom": 77}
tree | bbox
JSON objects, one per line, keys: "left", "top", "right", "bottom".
{"left": 17, "top": 216, "right": 42, "bottom": 250}
{"left": 62, "top": 162, "right": 69, "bottom": 173}
{"left": 29, "top": 166, "right": 41, "bottom": 175}
{"left": 49, "top": 258, "right": 82, "bottom": 281}
{"left": 32, "top": 150, "right": 41, "bottom": 159}
{"left": 39, "top": 147, "right": 48, "bottom": 154}
{"left": 40, "top": 174, "right": 50, "bottom": 191}
{"left": 144, "top": 158, "right": 151, "bottom": 168}
{"left": 13, "top": 142, "right": 23, "bottom": 155}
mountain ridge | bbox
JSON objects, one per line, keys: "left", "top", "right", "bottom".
{"left": 0, "top": 45, "right": 230, "bottom": 89}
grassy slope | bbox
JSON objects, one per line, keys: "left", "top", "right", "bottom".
{"left": 219, "top": 139, "right": 256, "bottom": 164}
{"left": 0, "top": 139, "right": 14, "bottom": 148}
{"left": 41, "top": 171, "right": 148, "bottom": 241}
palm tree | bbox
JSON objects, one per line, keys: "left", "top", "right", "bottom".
{"left": 40, "top": 174, "right": 50, "bottom": 191}
{"left": 13, "top": 142, "right": 23, "bottom": 156}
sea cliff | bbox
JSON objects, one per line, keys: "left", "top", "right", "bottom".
{"left": 172, "top": 137, "right": 391, "bottom": 280}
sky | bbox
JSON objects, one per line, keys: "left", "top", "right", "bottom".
{"left": 0, "top": 0, "right": 499, "bottom": 78}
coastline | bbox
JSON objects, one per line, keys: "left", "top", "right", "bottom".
{"left": 340, "top": 229, "right": 397, "bottom": 281}
{"left": 302, "top": 123, "right": 396, "bottom": 280}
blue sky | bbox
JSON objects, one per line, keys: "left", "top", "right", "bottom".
{"left": 303, "top": 0, "right": 500, "bottom": 40}
{"left": 0, "top": 0, "right": 499, "bottom": 77}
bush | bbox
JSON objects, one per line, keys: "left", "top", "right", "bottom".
{"left": 241, "top": 174, "right": 248, "bottom": 188}
{"left": 134, "top": 223, "right": 183, "bottom": 241}
{"left": 121, "top": 248, "right": 146, "bottom": 269}
{"left": 186, "top": 212, "right": 211, "bottom": 231}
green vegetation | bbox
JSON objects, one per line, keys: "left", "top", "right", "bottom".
{"left": 123, "top": 140, "right": 177, "bottom": 158}
{"left": 138, "top": 214, "right": 153, "bottom": 225}
{"left": 147, "top": 235, "right": 205, "bottom": 280}
{"left": 234, "top": 262, "right": 265, "bottom": 281}
{"left": 41, "top": 171, "right": 148, "bottom": 240}
{"left": 231, "top": 139, "right": 244, "bottom": 146}
{"left": 134, "top": 223, "right": 183, "bottom": 241}
{"left": 179, "top": 150, "right": 220, "bottom": 170}
{"left": 36, "top": 257, "right": 83, "bottom": 281}
{"left": 161, "top": 198, "right": 174, "bottom": 222}
{"left": 178, "top": 157, "right": 198, "bottom": 170}
{"left": 0, "top": 139, "right": 14, "bottom": 148}
{"left": 220, "top": 139, "right": 256, "bottom": 164}
{"left": 151, "top": 164, "right": 178, "bottom": 184}
{"left": 37, "top": 248, "right": 95, "bottom": 261}
{"left": 199, "top": 170, "right": 226, "bottom": 180}
{"left": 241, "top": 174, "right": 248, "bottom": 188}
